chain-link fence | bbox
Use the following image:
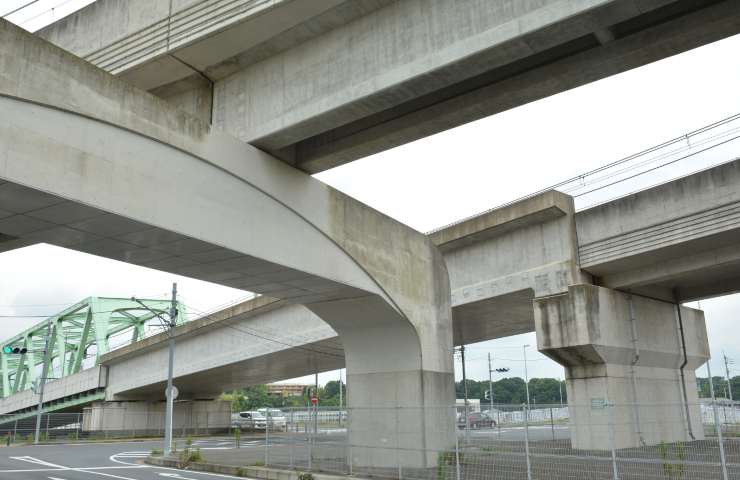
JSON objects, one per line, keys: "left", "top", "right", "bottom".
{"left": 1, "top": 400, "right": 738, "bottom": 479}
{"left": 238, "top": 401, "right": 739, "bottom": 480}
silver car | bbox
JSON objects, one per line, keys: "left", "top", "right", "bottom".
{"left": 232, "top": 410, "right": 267, "bottom": 431}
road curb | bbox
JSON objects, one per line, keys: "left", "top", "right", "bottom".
{"left": 146, "top": 455, "right": 355, "bottom": 480}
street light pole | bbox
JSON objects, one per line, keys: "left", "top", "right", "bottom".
{"left": 34, "top": 318, "right": 52, "bottom": 444}
{"left": 164, "top": 283, "right": 178, "bottom": 456}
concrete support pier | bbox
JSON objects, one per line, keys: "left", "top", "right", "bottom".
{"left": 534, "top": 284, "right": 709, "bottom": 449}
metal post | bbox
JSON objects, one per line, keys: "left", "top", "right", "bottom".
{"left": 523, "top": 345, "right": 531, "bottom": 417}
{"left": 265, "top": 409, "right": 270, "bottom": 466}
{"left": 12, "top": 419, "right": 17, "bottom": 443}
{"left": 347, "top": 406, "right": 353, "bottom": 476}
{"left": 395, "top": 406, "right": 402, "bottom": 480}
{"left": 45, "top": 412, "right": 50, "bottom": 440}
{"left": 289, "top": 410, "right": 294, "bottom": 469}
{"left": 314, "top": 373, "right": 319, "bottom": 437}
{"left": 550, "top": 407, "right": 555, "bottom": 441}
{"left": 460, "top": 346, "right": 470, "bottom": 441}
{"left": 454, "top": 425, "right": 461, "bottom": 480}
{"left": 338, "top": 369, "right": 343, "bottom": 427}
{"left": 559, "top": 379, "right": 564, "bottom": 407}
{"left": 608, "top": 401, "right": 619, "bottom": 480}
{"left": 724, "top": 352, "right": 735, "bottom": 424}
{"left": 708, "top": 362, "right": 729, "bottom": 480}
{"left": 488, "top": 353, "right": 494, "bottom": 414}
{"left": 164, "top": 283, "right": 177, "bottom": 456}
{"left": 34, "top": 318, "right": 52, "bottom": 444}
{"left": 523, "top": 404, "right": 532, "bottom": 480}
{"left": 308, "top": 408, "right": 313, "bottom": 472}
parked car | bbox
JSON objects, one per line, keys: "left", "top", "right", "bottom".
{"left": 458, "top": 411, "right": 496, "bottom": 429}
{"left": 257, "top": 408, "right": 287, "bottom": 431}
{"left": 231, "top": 410, "right": 268, "bottom": 431}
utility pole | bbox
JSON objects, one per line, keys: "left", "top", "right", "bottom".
{"left": 164, "top": 283, "right": 178, "bottom": 455}
{"left": 34, "top": 319, "right": 52, "bottom": 444}
{"left": 131, "top": 286, "right": 178, "bottom": 456}
{"left": 459, "top": 345, "right": 470, "bottom": 439}
{"left": 488, "top": 353, "right": 494, "bottom": 413}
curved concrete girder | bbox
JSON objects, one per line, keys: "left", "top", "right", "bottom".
{"left": 0, "top": 20, "right": 453, "bottom": 466}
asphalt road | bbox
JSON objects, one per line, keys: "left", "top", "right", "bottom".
{"left": 0, "top": 436, "right": 251, "bottom": 480}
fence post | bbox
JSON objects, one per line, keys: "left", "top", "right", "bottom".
{"left": 712, "top": 397, "right": 729, "bottom": 480}
{"left": 308, "top": 407, "right": 313, "bottom": 472}
{"left": 265, "top": 410, "right": 270, "bottom": 467}
{"left": 608, "top": 401, "right": 619, "bottom": 480}
{"left": 45, "top": 413, "right": 50, "bottom": 441}
{"left": 13, "top": 419, "right": 17, "bottom": 443}
{"left": 395, "top": 407, "right": 402, "bottom": 480}
{"left": 454, "top": 421, "right": 461, "bottom": 480}
{"left": 550, "top": 407, "right": 555, "bottom": 441}
{"left": 347, "top": 407, "right": 353, "bottom": 476}
{"left": 708, "top": 362, "right": 730, "bottom": 480}
{"left": 523, "top": 404, "right": 532, "bottom": 480}
{"left": 289, "top": 410, "right": 294, "bottom": 469}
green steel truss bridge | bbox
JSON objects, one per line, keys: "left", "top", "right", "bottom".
{"left": 0, "top": 297, "right": 186, "bottom": 399}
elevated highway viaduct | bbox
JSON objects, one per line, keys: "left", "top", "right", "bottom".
{"left": 0, "top": 0, "right": 738, "bottom": 460}
{"left": 3, "top": 159, "right": 739, "bottom": 449}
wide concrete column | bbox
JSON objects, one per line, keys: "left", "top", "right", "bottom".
{"left": 534, "top": 284, "right": 708, "bottom": 449}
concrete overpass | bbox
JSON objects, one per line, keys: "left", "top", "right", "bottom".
{"left": 4, "top": 159, "right": 739, "bottom": 448}
{"left": 35, "top": 0, "right": 740, "bottom": 173}
{"left": 0, "top": 0, "right": 737, "bottom": 459}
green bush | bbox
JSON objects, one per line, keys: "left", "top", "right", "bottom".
{"left": 658, "top": 441, "right": 686, "bottom": 480}
{"left": 236, "top": 467, "right": 247, "bottom": 477}
{"left": 298, "top": 473, "right": 314, "bottom": 480}
{"left": 150, "top": 448, "right": 163, "bottom": 456}
{"left": 252, "top": 460, "right": 265, "bottom": 467}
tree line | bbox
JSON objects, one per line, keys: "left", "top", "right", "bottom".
{"left": 221, "top": 375, "right": 739, "bottom": 412}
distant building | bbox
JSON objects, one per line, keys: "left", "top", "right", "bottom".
{"left": 267, "top": 384, "right": 307, "bottom": 397}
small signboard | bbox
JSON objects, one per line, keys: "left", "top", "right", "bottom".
{"left": 310, "top": 397, "right": 318, "bottom": 406}
{"left": 591, "top": 397, "right": 606, "bottom": 410}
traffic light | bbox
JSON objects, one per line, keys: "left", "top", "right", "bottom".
{"left": 2, "top": 346, "right": 27, "bottom": 354}
{"left": 495, "top": 367, "right": 509, "bottom": 373}
{"left": 484, "top": 390, "right": 490, "bottom": 400}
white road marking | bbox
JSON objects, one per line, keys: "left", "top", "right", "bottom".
{"left": 159, "top": 473, "right": 202, "bottom": 479}
{"left": 10, "top": 456, "right": 68, "bottom": 468}
{"left": 48, "top": 477, "right": 68, "bottom": 480}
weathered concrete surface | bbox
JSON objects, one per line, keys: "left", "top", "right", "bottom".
{"left": 0, "top": 19, "right": 452, "bottom": 468}
{"left": 82, "top": 399, "right": 231, "bottom": 433}
{"left": 577, "top": 158, "right": 740, "bottom": 301}
{"left": 0, "top": 366, "right": 105, "bottom": 415}
{"left": 535, "top": 284, "right": 708, "bottom": 449}
{"left": 101, "top": 297, "right": 343, "bottom": 400}
{"left": 37, "top": 1, "right": 740, "bottom": 172}
{"left": 434, "top": 190, "right": 589, "bottom": 344}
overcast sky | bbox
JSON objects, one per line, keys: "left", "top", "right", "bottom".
{"left": 1, "top": 1, "right": 739, "bottom": 390}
